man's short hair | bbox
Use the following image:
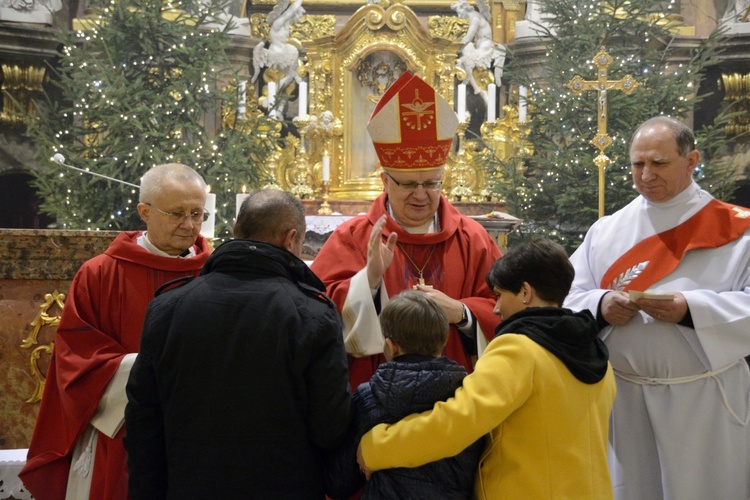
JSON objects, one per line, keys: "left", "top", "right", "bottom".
{"left": 379, "top": 291, "right": 449, "bottom": 356}
{"left": 485, "top": 238, "right": 574, "bottom": 306}
{"left": 139, "top": 163, "right": 206, "bottom": 203}
{"left": 631, "top": 116, "right": 696, "bottom": 157}
{"left": 234, "top": 189, "right": 305, "bottom": 243}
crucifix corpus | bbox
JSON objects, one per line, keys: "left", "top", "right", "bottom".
{"left": 566, "top": 46, "right": 640, "bottom": 218}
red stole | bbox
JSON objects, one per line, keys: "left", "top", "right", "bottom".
{"left": 601, "top": 199, "right": 750, "bottom": 291}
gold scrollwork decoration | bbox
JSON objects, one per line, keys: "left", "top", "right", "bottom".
{"left": 385, "top": 7, "right": 407, "bottom": 28}
{"left": 720, "top": 73, "right": 750, "bottom": 135}
{"left": 21, "top": 290, "right": 66, "bottom": 404}
{"left": 249, "top": 13, "right": 335, "bottom": 40}
{"left": 427, "top": 15, "right": 468, "bottom": 41}
{"left": 1, "top": 63, "right": 47, "bottom": 127}
{"left": 365, "top": 9, "right": 386, "bottom": 29}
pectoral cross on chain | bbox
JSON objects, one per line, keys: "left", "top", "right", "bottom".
{"left": 566, "top": 46, "right": 640, "bottom": 218}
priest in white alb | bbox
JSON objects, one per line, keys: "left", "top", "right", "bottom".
{"left": 564, "top": 116, "right": 750, "bottom": 500}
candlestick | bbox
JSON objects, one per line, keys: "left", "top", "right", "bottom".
{"left": 201, "top": 189, "right": 216, "bottom": 241}
{"left": 289, "top": 117, "right": 314, "bottom": 199}
{"left": 487, "top": 83, "right": 496, "bottom": 122}
{"left": 318, "top": 180, "right": 332, "bottom": 215}
{"left": 519, "top": 86, "right": 528, "bottom": 123}
{"left": 238, "top": 80, "right": 246, "bottom": 120}
{"left": 235, "top": 185, "right": 249, "bottom": 218}
{"left": 298, "top": 81, "right": 308, "bottom": 119}
{"left": 322, "top": 153, "right": 330, "bottom": 181}
{"left": 457, "top": 83, "right": 467, "bottom": 122}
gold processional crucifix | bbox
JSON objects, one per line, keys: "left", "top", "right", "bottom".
{"left": 566, "top": 46, "right": 640, "bottom": 218}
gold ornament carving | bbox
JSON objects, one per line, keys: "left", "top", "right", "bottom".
{"left": 250, "top": 13, "right": 334, "bottom": 40}
{"left": 357, "top": 56, "right": 408, "bottom": 98}
{"left": 21, "top": 290, "right": 66, "bottom": 404}
{"left": 721, "top": 73, "right": 750, "bottom": 135}
{"left": 427, "top": 15, "right": 468, "bottom": 41}
{"left": 1, "top": 63, "right": 47, "bottom": 127}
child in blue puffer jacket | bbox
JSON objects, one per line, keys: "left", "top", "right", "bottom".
{"left": 325, "top": 291, "right": 484, "bottom": 500}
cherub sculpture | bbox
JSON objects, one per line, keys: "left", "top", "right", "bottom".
{"left": 0, "top": 0, "right": 62, "bottom": 24}
{"left": 452, "top": 0, "right": 506, "bottom": 103}
{"left": 251, "top": 0, "right": 306, "bottom": 89}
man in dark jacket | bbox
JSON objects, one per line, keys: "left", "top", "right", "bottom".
{"left": 326, "top": 291, "right": 484, "bottom": 499}
{"left": 124, "top": 189, "right": 351, "bottom": 499}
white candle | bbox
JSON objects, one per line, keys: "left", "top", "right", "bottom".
{"left": 519, "top": 86, "right": 528, "bottom": 123}
{"left": 267, "top": 81, "right": 277, "bottom": 110}
{"left": 235, "top": 185, "right": 249, "bottom": 218}
{"left": 298, "top": 81, "right": 308, "bottom": 119}
{"left": 322, "top": 154, "right": 330, "bottom": 181}
{"left": 238, "top": 80, "right": 246, "bottom": 119}
{"left": 457, "top": 84, "right": 467, "bottom": 122}
{"left": 487, "top": 83, "right": 496, "bottom": 122}
{"left": 201, "top": 189, "right": 216, "bottom": 241}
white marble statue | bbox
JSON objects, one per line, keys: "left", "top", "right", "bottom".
{"left": 201, "top": 0, "right": 251, "bottom": 36}
{"left": 451, "top": 0, "right": 506, "bottom": 104}
{"left": 525, "top": 0, "right": 543, "bottom": 22}
{"left": 251, "top": 0, "right": 306, "bottom": 89}
{"left": 0, "top": 0, "right": 62, "bottom": 24}
{"left": 515, "top": 0, "right": 555, "bottom": 39}
{"left": 722, "top": 0, "right": 750, "bottom": 23}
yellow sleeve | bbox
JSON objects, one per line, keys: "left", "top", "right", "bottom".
{"left": 361, "top": 335, "right": 535, "bottom": 470}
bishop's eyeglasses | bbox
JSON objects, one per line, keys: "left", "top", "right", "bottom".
{"left": 384, "top": 171, "right": 443, "bottom": 192}
{"left": 145, "top": 203, "right": 210, "bottom": 224}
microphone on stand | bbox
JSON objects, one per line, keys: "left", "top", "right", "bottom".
{"left": 51, "top": 154, "right": 140, "bottom": 189}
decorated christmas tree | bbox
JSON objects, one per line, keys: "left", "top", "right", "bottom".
{"left": 27, "top": 0, "right": 281, "bottom": 239}
{"left": 489, "top": 0, "right": 739, "bottom": 251}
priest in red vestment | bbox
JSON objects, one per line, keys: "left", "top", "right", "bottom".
{"left": 311, "top": 73, "right": 502, "bottom": 389}
{"left": 20, "top": 163, "right": 212, "bottom": 500}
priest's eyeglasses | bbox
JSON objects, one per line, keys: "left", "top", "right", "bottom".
{"left": 384, "top": 171, "right": 443, "bottom": 192}
{"left": 145, "top": 203, "right": 210, "bottom": 224}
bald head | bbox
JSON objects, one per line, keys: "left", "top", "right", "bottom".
{"left": 630, "top": 116, "right": 695, "bottom": 157}
{"left": 139, "top": 163, "right": 206, "bottom": 203}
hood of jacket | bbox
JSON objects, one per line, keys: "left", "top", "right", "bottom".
{"left": 496, "top": 307, "right": 609, "bottom": 384}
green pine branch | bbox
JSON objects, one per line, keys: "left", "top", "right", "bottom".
{"left": 26, "top": 0, "right": 280, "bottom": 240}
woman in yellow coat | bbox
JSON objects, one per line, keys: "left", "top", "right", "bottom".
{"left": 358, "top": 239, "right": 616, "bottom": 499}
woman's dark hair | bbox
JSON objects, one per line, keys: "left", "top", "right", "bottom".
{"left": 485, "top": 239, "right": 574, "bottom": 306}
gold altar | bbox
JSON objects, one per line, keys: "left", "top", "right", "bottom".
{"left": 242, "top": 0, "right": 526, "bottom": 205}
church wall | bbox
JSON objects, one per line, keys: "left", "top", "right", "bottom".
{"left": 682, "top": 0, "right": 722, "bottom": 36}
{"left": 0, "top": 230, "right": 117, "bottom": 449}
{"left": 0, "top": 278, "right": 70, "bottom": 449}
